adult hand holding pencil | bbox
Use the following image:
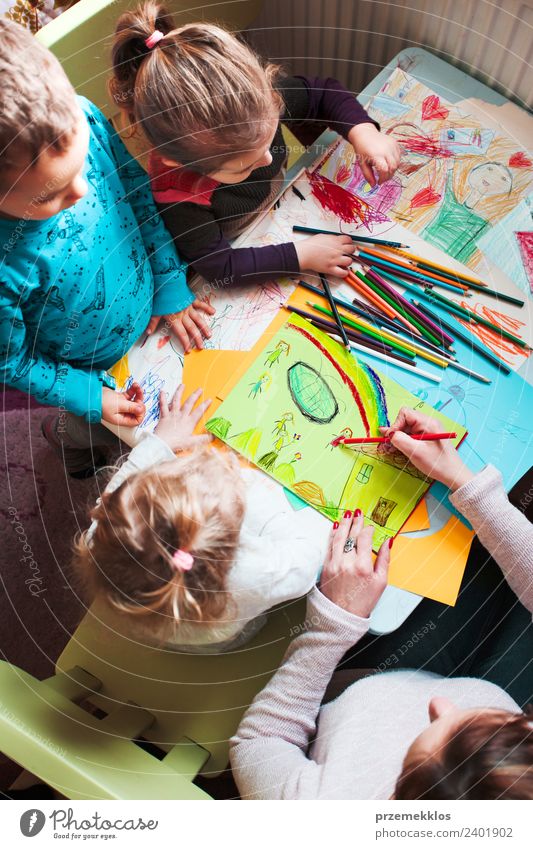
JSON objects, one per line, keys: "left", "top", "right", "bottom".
{"left": 378, "top": 408, "right": 473, "bottom": 492}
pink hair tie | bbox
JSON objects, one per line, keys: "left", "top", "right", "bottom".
{"left": 145, "top": 30, "right": 165, "bottom": 49}
{"left": 172, "top": 549, "right": 194, "bottom": 572}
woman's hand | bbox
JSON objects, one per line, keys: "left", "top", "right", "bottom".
{"left": 146, "top": 298, "right": 216, "bottom": 352}
{"left": 154, "top": 384, "right": 213, "bottom": 452}
{"left": 295, "top": 234, "right": 355, "bottom": 278}
{"left": 319, "top": 509, "right": 391, "bottom": 618}
{"left": 348, "top": 123, "right": 401, "bottom": 187}
{"left": 101, "top": 383, "right": 145, "bottom": 427}
{"left": 380, "top": 407, "right": 473, "bottom": 492}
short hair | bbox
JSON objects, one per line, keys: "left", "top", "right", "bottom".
{"left": 0, "top": 18, "right": 79, "bottom": 173}
{"left": 396, "top": 708, "right": 533, "bottom": 800}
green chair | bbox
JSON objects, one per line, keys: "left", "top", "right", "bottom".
{"left": 0, "top": 598, "right": 304, "bottom": 798}
{"left": 36, "top": 0, "right": 264, "bottom": 117}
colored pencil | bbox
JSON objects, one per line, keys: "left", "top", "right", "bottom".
{"left": 285, "top": 305, "right": 401, "bottom": 358}
{"left": 319, "top": 273, "right": 350, "bottom": 349}
{"left": 352, "top": 269, "right": 423, "bottom": 336}
{"left": 345, "top": 269, "right": 399, "bottom": 320}
{"left": 362, "top": 264, "right": 454, "bottom": 347}
{"left": 355, "top": 250, "right": 473, "bottom": 296}
{"left": 292, "top": 224, "right": 409, "bottom": 248}
{"left": 424, "top": 289, "right": 530, "bottom": 350}
{"left": 333, "top": 432, "right": 457, "bottom": 446}
{"left": 411, "top": 299, "right": 510, "bottom": 375}
{"left": 347, "top": 341, "right": 442, "bottom": 383}
{"left": 356, "top": 246, "right": 470, "bottom": 293}
{"left": 297, "top": 280, "right": 454, "bottom": 359}
{"left": 387, "top": 247, "right": 486, "bottom": 286}
{"left": 388, "top": 249, "right": 524, "bottom": 306}
{"left": 308, "top": 302, "right": 419, "bottom": 360}
{"left": 359, "top": 266, "right": 449, "bottom": 348}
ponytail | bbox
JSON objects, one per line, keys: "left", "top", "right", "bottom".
{"left": 109, "top": 2, "right": 283, "bottom": 171}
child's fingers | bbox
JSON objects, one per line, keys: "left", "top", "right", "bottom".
{"left": 181, "top": 387, "right": 203, "bottom": 415}
{"left": 190, "top": 309, "right": 212, "bottom": 339}
{"left": 359, "top": 159, "right": 376, "bottom": 187}
{"left": 190, "top": 397, "right": 212, "bottom": 425}
{"left": 126, "top": 382, "right": 143, "bottom": 403}
{"left": 194, "top": 300, "right": 216, "bottom": 316}
{"left": 145, "top": 316, "right": 160, "bottom": 336}
{"left": 159, "top": 390, "right": 170, "bottom": 418}
{"left": 182, "top": 313, "right": 204, "bottom": 349}
{"left": 169, "top": 318, "right": 190, "bottom": 352}
{"left": 169, "top": 383, "right": 185, "bottom": 411}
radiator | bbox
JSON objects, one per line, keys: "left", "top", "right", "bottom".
{"left": 247, "top": 0, "right": 533, "bottom": 110}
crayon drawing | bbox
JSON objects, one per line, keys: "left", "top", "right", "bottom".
{"left": 108, "top": 322, "right": 184, "bottom": 436}
{"left": 206, "top": 314, "right": 465, "bottom": 549}
{"left": 315, "top": 68, "right": 533, "bottom": 272}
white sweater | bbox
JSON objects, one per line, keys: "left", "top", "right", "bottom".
{"left": 90, "top": 432, "right": 330, "bottom": 650}
{"left": 229, "top": 465, "right": 533, "bottom": 799}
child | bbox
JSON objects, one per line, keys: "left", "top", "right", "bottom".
{"left": 0, "top": 19, "right": 213, "bottom": 477}
{"left": 74, "top": 385, "right": 330, "bottom": 651}
{"left": 109, "top": 2, "right": 401, "bottom": 293}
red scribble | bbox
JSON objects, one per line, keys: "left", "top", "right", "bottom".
{"left": 456, "top": 301, "right": 531, "bottom": 364}
{"left": 409, "top": 185, "right": 442, "bottom": 210}
{"left": 335, "top": 163, "right": 352, "bottom": 184}
{"left": 508, "top": 152, "right": 532, "bottom": 168}
{"left": 396, "top": 132, "right": 454, "bottom": 159}
{"left": 515, "top": 231, "right": 533, "bottom": 292}
{"left": 421, "top": 95, "right": 449, "bottom": 121}
{"left": 289, "top": 322, "right": 371, "bottom": 435}
{"left": 307, "top": 170, "right": 388, "bottom": 226}
{"left": 157, "top": 335, "right": 171, "bottom": 349}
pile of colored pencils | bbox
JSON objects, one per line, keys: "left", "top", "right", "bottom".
{"left": 290, "top": 225, "right": 530, "bottom": 384}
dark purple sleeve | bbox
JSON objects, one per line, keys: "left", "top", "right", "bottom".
{"left": 280, "top": 75, "right": 379, "bottom": 142}
{"left": 190, "top": 235, "right": 300, "bottom": 288}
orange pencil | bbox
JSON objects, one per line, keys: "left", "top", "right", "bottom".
{"left": 386, "top": 247, "right": 487, "bottom": 287}
{"left": 344, "top": 270, "right": 398, "bottom": 321}
{"left": 359, "top": 246, "right": 470, "bottom": 292}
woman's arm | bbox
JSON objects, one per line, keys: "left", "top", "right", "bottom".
{"left": 230, "top": 512, "right": 391, "bottom": 799}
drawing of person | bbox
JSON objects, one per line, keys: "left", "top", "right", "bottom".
{"left": 264, "top": 340, "right": 290, "bottom": 367}
{"left": 248, "top": 372, "right": 272, "bottom": 399}
{"left": 272, "top": 412, "right": 294, "bottom": 451}
{"left": 422, "top": 161, "right": 513, "bottom": 264}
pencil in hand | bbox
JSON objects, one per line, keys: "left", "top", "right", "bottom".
{"left": 331, "top": 432, "right": 457, "bottom": 446}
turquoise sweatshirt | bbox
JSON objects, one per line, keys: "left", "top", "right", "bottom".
{"left": 0, "top": 97, "right": 193, "bottom": 422}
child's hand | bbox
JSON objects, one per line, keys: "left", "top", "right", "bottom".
{"left": 320, "top": 509, "right": 391, "bottom": 618}
{"left": 154, "top": 384, "right": 214, "bottom": 452}
{"left": 380, "top": 407, "right": 473, "bottom": 492}
{"left": 146, "top": 299, "right": 216, "bottom": 353}
{"left": 295, "top": 234, "right": 355, "bottom": 278}
{"left": 348, "top": 123, "right": 401, "bottom": 187}
{"left": 102, "top": 383, "right": 146, "bottom": 428}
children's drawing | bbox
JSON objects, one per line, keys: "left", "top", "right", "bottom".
{"left": 206, "top": 314, "right": 465, "bottom": 549}
{"left": 249, "top": 372, "right": 272, "bottom": 399}
{"left": 516, "top": 231, "right": 533, "bottom": 293}
{"left": 314, "top": 68, "right": 533, "bottom": 273}
{"left": 108, "top": 322, "right": 184, "bottom": 438}
{"left": 265, "top": 339, "right": 290, "bottom": 366}
{"left": 454, "top": 300, "right": 531, "bottom": 367}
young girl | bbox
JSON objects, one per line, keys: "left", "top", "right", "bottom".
{"left": 109, "top": 2, "right": 401, "bottom": 294}
{"left": 75, "top": 385, "right": 330, "bottom": 651}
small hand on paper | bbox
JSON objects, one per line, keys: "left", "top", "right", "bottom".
{"left": 320, "top": 510, "right": 391, "bottom": 618}
{"left": 154, "top": 384, "right": 214, "bottom": 452}
{"left": 146, "top": 298, "right": 216, "bottom": 353}
{"left": 380, "top": 408, "right": 474, "bottom": 492}
{"left": 102, "top": 382, "right": 145, "bottom": 428}
{"left": 295, "top": 233, "right": 355, "bottom": 278}
{"left": 348, "top": 123, "right": 401, "bottom": 187}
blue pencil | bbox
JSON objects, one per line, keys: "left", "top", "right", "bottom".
{"left": 292, "top": 225, "right": 409, "bottom": 249}
{"left": 355, "top": 250, "right": 473, "bottom": 296}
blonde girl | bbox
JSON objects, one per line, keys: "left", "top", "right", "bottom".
{"left": 75, "top": 385, "right": 330, "bottom": 651}
{"left": 109, "top": 1, "right": 400, "bottom": 336}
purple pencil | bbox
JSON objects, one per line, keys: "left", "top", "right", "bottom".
{"left": 363, "top": 266, "right": 455, "bottom": 348}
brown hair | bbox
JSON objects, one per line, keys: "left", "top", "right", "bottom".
{"left": 396, "top": 709, "right": 533, "bottom": 800}
{"left": 109, "top": 1, "right": 283, "bottom": 172}
{"left": 74, "top": 448, "right": 245, "bottom": 634}
{"left": 0, "top": 18, "right": 78, "bottom": 174}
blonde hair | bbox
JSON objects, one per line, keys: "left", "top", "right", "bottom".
{"left": 74, "top": 448, "right": 245, "bottom": 633}
{"left": 109, "top": 1, "right": 283, "bottom": 172}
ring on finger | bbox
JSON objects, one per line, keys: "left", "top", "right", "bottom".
{"left": 343, "top": 537, "right": 356, "bottom": 553}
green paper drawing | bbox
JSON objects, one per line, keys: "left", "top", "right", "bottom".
{"left": 206, "top": 315, "right": 466, "bottom": 550}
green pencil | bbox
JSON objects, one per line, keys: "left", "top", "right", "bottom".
{"left": 424, "top": 289, "right": 530, "bottom": 350}
{"left": 354, "top": 270, "right": 443, "bottom": 348}
{"left": 308, "top": 302, "right": 417, "bottom": 359}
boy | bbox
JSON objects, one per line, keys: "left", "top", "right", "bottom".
{"left": 0, "top": 19, "right": 212, "bottom": 476}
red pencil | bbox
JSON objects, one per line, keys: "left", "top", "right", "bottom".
{"left": 332, "top": 432, "right": 457, "bottom": 446}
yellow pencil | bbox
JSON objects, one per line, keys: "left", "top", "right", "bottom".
{"left": 386, "top": 247, "right": 486, "bottom": 287}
